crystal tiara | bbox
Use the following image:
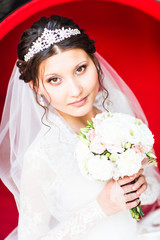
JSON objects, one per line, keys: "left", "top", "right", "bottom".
{"left": 24, "top": 27, "right": 81, "bottom": 62}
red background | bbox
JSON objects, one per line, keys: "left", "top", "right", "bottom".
{"left": 0, "top": 0, "right": 160, "bottom": 239}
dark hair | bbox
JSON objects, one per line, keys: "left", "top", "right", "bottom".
{"left": 17, "top": 14, "right": 108, "bottom": 111}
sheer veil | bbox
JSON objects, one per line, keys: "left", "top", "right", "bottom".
{"left": 0, "top": 52, "right": 159, "bottom": 238}
{"left": 0, "top": 63, "right": 44, "bottom": 207}
{"left": 95, "top": 53, "right": 148, "bottom": 123}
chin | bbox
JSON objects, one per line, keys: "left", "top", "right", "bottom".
{"left": 70, "top": 104, "right": 94, "bottom": 117}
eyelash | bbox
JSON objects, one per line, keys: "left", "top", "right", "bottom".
{"left": 48, "top": 77, "right": 61, "bottom": 84}
{"left": 76, "top": 64, "right": 87, "bottom": 74}
{"left": 47, "top": 64, "right": 87, "bottom": 84}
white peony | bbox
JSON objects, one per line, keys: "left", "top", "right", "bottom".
{"left": 86, "top": 129, "right": 96, "bottom": 141}
{"left": 116, "top": 149, "right": 143, "bottom": 177}
{"left": 92, "top": 112, "right": 106, "bottom": 129}
{"left": 139, "top": 123, "right": 154, "bottom": 150}
{"left": 105, "top": 144, "right": 124, "bottom": 154}
{"left": 125, "top": 124, "right": 142, "bottom": 145}
{"left": 89, "top": 136, "right": 106, "bottom": 154}
{"left": 87, "top": 155, "right": 113, "bottom": 181}
{"left": 95, "top": 117, "right": 130, "bottom": 149}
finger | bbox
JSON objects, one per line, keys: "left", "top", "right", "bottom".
{"left": 118, "top": 169, "right": 143, "bottom": 186}
{"left": 117, "top": 175, "right": 134, "bottom": 186}
{"left": 132, "top": 175, "right": 146, "bottom": 191}
{"left": 130, "top": 168, "right": 144, "bottom": 181}
{"left": 136, "top": 183, "right": 148, "bottom": 196}
{"left": 121, "top": 175, "right": 146, "bottom": 194}
{"left": 124, "top": 192, "right": 139, "bottom": 202}
{"left": 126, "top": 199, "right": 140, "bottom": 210}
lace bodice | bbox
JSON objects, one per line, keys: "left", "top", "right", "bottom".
{"left": 17, "top": 92, "right": 160, "bottom": 240}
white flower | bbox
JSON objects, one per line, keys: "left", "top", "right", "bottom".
{"left": 116, "top": 149, "right": 143, "bottom": 177}
{"left": 92, "top": 112, "right": 106, "bottom": 128}
{"left": 86, "top": 129, "right": 96, "bottom": 141}
{"left": 75, "top": 112, "right": 155, "bottom": 183}
{"left": 105, "top": 144, "right": 124, "bottom": 154}
{"left": 95, "top": 117, "right": 129, "bottom": 148}
{"left": 125, "top": 124, "right": 142, "bottom": 145}
{"left": 132, "top": 144, "right": 147, "bottom": 157}
{"left": 138, "top": 123, "right": 154, "bottom": 149}
{"left": 87, "top": 155, "right": 113, "bottom": 181}
{"left": 89, "top": 136, "right": 106, "bottom": 154}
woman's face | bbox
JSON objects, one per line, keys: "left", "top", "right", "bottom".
{"left": 38, "top": 48, "right": 99, "bottom": 119}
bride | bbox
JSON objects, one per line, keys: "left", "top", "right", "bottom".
{"left": 0, "top": 14, "right": 160, "bottom": 240}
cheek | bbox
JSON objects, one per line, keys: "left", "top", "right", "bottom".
{"left": 85, "top": 69, "right": 99, "bottom": 91}
{"left": 49, "top": 88, "right": 69, "bottom": 111}
{"left": 49, "top": 90, "right": 65, "bottom": 108}
{"left": 39, "top": 85, "right": 61, "bottom": 106}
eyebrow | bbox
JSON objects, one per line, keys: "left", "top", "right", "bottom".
{"left": 43, "top": 60, "right": 88, "bottom": 79}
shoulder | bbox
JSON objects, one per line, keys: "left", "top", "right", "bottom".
{"left": 23, "top": 125, "right": 56, "bottom": 164}
{"left": 22, "top": 126, "right": 57, "bottom": 181}
{"left": 23, "top": 116, "right": 71, "bottom": 167}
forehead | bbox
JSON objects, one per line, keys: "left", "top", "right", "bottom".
{"left": 38, "top": 48, "right": 90, "bottom": 77}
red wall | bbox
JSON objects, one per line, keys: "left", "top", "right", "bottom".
{"left": 0, "top": 0, "right": 160, "bottom": 239}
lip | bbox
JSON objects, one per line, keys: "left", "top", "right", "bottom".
{"left": 69, "top": 96, "right": 88, "bottom": 107}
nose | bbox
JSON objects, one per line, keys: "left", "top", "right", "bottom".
{"left": 68, "top": 78, "right": 83, "bottom": 97}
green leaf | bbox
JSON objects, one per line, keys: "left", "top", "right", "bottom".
{"left": 78, "top": 133, "right": 90, "bottom": 146}
{"left": 86, "top": 120, "right": 94, "bottom": 129}
{"left": 148, "top": 158, "right": 158, "bottom": 167}
{"left": 80, "top": 127, "right": 90, "bottom": 134}
{"left": 87, "top": 120, "right": 92, "bottom": 125}
{"left": 146, "top": 152, "right": 157, "bottom": 159}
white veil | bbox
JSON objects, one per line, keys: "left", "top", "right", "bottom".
{"left": 96, "top": 53, "right": 148, "bottom": 123}
{"left": 0, "top": 63, "right": 44, "bottom": 208}
{"left": 0, "top": 52, "right": 150, "bottom": 205}
{"left": 0, "top": 52, "right": 159, "bottom": 239}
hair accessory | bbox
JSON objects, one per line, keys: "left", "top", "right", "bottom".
{"left": 24, "top": 27, "right": 81, "bottom": 62}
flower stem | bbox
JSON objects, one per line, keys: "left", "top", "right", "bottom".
{"left": 130, "top": 203, "right": 144, "bottom": 221}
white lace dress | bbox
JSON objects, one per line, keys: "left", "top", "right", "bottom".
{"left": 16, "top": 94, "right": 160, "bottom": 240}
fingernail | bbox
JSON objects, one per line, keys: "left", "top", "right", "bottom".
{"left": 132, "top": 186, "right": 136, "bottom": 190}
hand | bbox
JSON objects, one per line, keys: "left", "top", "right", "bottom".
{"left": 118, "top": 169, "right": 148, "bottom": 209}
{"left": 97, "top": 169, "right": 147, "bottom": 216}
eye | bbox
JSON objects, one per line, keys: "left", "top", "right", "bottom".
{"left": 76, "top": 64, "right": 87, "bottom": 74}
{"left": 48, "top": 77, "right": 61, "bottom": 84}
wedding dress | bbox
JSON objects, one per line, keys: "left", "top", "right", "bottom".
{"left": 17, "top": 93, "right": 160, "bottom": 240}
{"left": 1, "top": 53, "right": 160, "bottom": 240}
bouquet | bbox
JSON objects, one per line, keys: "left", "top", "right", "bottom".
{"left": 75, "top": 112, "right": 157, "bottom": 221}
